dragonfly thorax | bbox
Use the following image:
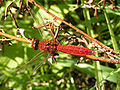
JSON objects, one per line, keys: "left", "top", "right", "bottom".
{"left": 38, "top": 41, "right": 58, "bottom": 55}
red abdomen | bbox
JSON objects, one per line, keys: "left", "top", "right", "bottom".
{"left": 57, "top": 45, "right": 96, "bottom": 56}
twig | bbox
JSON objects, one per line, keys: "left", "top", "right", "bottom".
{"left": 86, "top": 55, "right": 120, "bottom": 64}
{"left": 0, "top": 32, "right": 30, "bottom": 43}
{"left": 0, "top": 31, "right": 120, "bottom": 64}
{"left": 9, "top": 10, "right": 19, "bottom": 28}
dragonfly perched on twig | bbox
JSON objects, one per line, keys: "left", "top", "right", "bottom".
{"left": 1, "top": 0, "right": 120, "bottom": 75}
{"left": 14, "top": 1, "right": 96, "bottom": 74}
{"left": 13, "top": 0, "right": 120, "bottom": 74}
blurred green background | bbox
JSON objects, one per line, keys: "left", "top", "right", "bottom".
{"left": 0, "top": 0, "right": 120, "bottom": 89}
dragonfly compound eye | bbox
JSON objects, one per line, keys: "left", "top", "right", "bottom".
{"left": 31, "top": 39, "right": 39, "bottom": 50}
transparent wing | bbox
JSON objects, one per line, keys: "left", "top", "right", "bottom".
{"left": 30, "top": 53, "right": 51, "bottom": 75}
{"left": 17, "top": 51, "right": 47, "bottom": 72}
{"left": 27, "top": 3, "right": 50, "bottom": 41}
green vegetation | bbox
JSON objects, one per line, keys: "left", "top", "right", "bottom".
{"left": 0, "top": 0, "right": 120, "bottom": 89}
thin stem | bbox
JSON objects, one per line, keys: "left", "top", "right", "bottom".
{"left": 0, "top": 32, "right": 31, "bottom": 43}
{"left": 104, "top": 10, "right": 119, "bottom": 51}
{"left": 104, "top": 9, "right": 120, "bottom": 89}
{"left": 81, "top": 0, "right": 103, "bottom": 88}
{"left": 0, "top": 32, "right": 119, "bottom": 64}
{"left": 86, "top": 55, "right": 120, "bottom": 64}
{"left": 9, "top": 10, "right": 19, "bottom": 28}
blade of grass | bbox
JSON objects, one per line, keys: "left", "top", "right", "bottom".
{"left": 104, "top": 9, "right": 120, "bottom": 89}
{"left": 104, "top": 10, "right": 119, "bottom": 51}
{"left": 81, "top": 0, "right": 103, "bottom": 89}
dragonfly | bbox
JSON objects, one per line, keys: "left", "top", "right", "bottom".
{"left": 18, "top": 27, "right": 96, "bottom": 74}
{"left": 11, "top": 1, "right": 96, "bottom": 74}
{"left": 31, "top": 39, "right": 96, "bottom": 59}
{"left": 25, "top": 32, "right": 96, "bottom": 74}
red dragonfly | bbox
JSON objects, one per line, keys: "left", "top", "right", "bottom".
{"left": 17, "top": 3, "right": 96, "bottom": 74}
{"left": 31, "top": 39, "right": 96, "bottom": 58}
{"left": 18, "top": 29, "right": 96, "bottom": 75}
{"left": 26, "top": 38, "right": 96, "bottom": 74}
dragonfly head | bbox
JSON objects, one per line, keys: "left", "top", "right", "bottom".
{"left": 31, "top": 39, "right": 39, "bottom": 50}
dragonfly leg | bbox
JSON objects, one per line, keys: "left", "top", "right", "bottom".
{"left": 77, "top": 57, "right": 84, "bottom": 64}
{"left": 52, "top": 56, "right": 57, "bottom": 64}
